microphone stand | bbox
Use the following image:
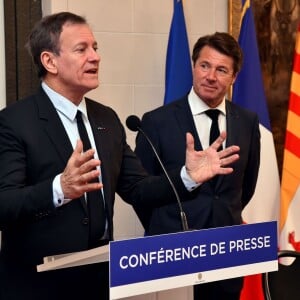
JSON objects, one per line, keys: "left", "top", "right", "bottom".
{"left": 136, "top": 125, "right": 189, "bottom": 231}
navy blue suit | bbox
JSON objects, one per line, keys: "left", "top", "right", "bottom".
{"left": 134, "top": 96, "right": 260, "bottom": 297}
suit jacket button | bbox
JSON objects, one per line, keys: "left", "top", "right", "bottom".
{"left": 82, "top": 217, "right": 89, "bottom": 225}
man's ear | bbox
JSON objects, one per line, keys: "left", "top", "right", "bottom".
{"left": 231, "top": 72, "right": 238, "bottom": 85}
{"left": 40, "top": 51, "right": 58, "bottom": 75}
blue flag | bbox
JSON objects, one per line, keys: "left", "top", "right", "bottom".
{"left": 232, "top": 0, "right": 270, "bottom": 130}
{"left": 164, "top": 0, "right": 192, "bottom": 105}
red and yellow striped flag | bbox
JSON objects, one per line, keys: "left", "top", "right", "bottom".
{"left": 279, "top": 24, "right": 300, "bottom": 264}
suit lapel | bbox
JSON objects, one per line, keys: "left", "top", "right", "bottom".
{"left": 214, "top": 100, "right": 240, "bottom": 189}
{"left": 85, "top": 100, "right": 112, "bottom": 217}
{"left": 225, "top": 100, "right": 240, "bottom": 147}
{"left": 35, "top": 88, "right": 73, "bottom": 163}
{"left": 35, "top": 88, "right": 87, "bottom": 212}
{"left": 173, "top": 97, "right": 203, "bottom": 151}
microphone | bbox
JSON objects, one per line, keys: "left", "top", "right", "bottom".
{"left": 126, "top": 115, "right": 189, "bottom": 231}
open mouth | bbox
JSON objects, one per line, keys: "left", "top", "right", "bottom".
{"left": 85, "top": 68, "right": 98, "bottom": 74}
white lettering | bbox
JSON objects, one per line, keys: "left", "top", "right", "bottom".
{"left": 229, "top": 236, "right": 271, "bottom": 252}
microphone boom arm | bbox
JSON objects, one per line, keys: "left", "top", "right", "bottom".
{"left": 137, "top": 125, "right": 189, "bottom": 231}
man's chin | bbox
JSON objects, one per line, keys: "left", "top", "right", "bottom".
{"left": 86, "top": 81, "right": 99, "bottom": 90}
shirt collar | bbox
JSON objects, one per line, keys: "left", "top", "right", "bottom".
{"left": 188, "top": 87, "right": 226, "bottom": 116}
{"left": 41, "top": 81, "right": 88, "bottom": 121}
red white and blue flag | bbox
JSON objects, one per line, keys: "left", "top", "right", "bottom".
{"left": 232, "top": 0, "right": 280, "bottom": 299}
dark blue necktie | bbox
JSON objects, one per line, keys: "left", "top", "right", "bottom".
{"left": 76, "top": 110, "right": 106, "bottom": 245}
{"left": 205, "top": 109, "right": 222, "bottom": 188}
{"left": 205, "top": 109, "right": 222, "bottom": 151}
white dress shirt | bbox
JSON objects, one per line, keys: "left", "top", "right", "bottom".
{"left": 41, "top": 82, "right": 102, "bottom": 207}
{"left": 188, "top": 87, "right": 226, "bottom": 150}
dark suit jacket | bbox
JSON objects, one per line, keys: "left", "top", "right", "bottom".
{"left": 134, "top": 96, "right": 260, "bottom": 295}
{"left": 0, "top": 88, "right": 189, "bottom": 299}
{"left": 135, "top": 96, "right": 261, "bottom": 235}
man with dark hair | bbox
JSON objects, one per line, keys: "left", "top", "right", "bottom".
{"left": 0, "top": 15, "right": 240, "bottom": 300}
{"left": 134, "top": 32, "right": 260, "bottom": 300}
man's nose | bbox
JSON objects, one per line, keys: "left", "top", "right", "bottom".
{"left": 89, "top": 48, "right": 100, "bottom": 61}
{"left": 206, "top": 68, "right": 217, "bottom": 80}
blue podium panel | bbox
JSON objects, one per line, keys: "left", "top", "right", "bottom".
{"left": 110, "top": 221, "right": 278, "bottom": 299}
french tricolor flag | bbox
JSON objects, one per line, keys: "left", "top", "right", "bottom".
{"left": 232, "top": 1, "right": 280, "bottom": 299}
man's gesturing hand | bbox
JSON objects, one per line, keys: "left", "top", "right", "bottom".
{"left": 185, "top": 131, "right": 240, "bottom": 184}
{"left": 61, "top": 140, "right": 103, "bottom": 199}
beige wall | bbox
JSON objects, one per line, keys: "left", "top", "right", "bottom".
{"left": 41, "top": 1, "right": 228, "bottom": 299}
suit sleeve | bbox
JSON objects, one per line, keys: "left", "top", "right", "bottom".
{"left": 134, "top": 112, "right": 162, "bottom": 175}
{"left": 0, "top": 112, "right": 55, "bottom": 229}
{"left": 116, "top": 113, "right": 188, "bottom": 207}
{"left": 109, "top": 112, "right": 190, "bottom": 230}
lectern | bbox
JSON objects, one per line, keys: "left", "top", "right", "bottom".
{"left": 37, "top": 244, "right": 109, "bottom": 272}
{"left": 37, "top": 221, "right": 278, "bottom": 300}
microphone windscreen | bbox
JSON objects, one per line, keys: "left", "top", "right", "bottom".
{"left": 126, "top": 115, "right": 141, "bottom": 132}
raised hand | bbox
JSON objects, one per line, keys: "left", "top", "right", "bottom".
{"left": 60, "top": 140, "right": 102, "bottom": 199}
{"left": 185, "top": 131, "right": 240, "bottom": 184}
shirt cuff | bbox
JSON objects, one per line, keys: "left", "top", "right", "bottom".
{"left": 180, "top": 166, "right": 201, "bottom": 191}
{"left": 52, "top": 174, "right": 71, "bottom": 207}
